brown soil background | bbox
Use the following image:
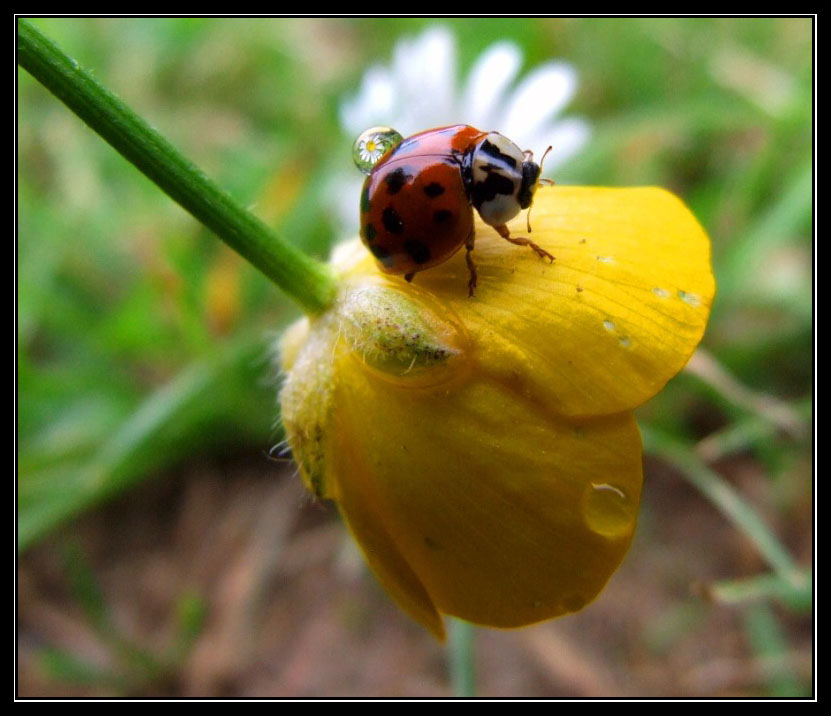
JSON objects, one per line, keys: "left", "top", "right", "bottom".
{"left": 18, "top": 451, "right": 813, "bottom": 698}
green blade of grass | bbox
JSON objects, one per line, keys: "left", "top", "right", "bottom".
{"left": 641, "top": 425, "right": 802, "bottom": 587}
{"left": 17, "top": 332, "right": 274, "bottom": 552}
{"left": 743, "top": 603, "right": 805, "bottom": 696}
{"left": 710, "top": 569, "right": 812, "bottom": 612}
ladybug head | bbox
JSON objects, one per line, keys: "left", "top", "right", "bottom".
{"left": 469, "top": 132, "right": 548, "bottom": 228}
{"left": 517, "top": 158, "right": 542, "bottom": 210}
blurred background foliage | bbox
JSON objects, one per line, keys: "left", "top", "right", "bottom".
{"left": 17, "top": 17, "right": 812, "bottom": 696}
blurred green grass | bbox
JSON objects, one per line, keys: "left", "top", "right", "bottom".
{"left": 17, "top": 17, "right": 812, "bottom": 694}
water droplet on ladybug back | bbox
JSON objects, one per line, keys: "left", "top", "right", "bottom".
{"left": 353, "top": 126, "right": 403, "bottom": 174}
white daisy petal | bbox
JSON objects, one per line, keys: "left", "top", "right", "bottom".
{"left": 393, "top": 26, "right": 457, "bottom": 132}
{"left": 335, "top": 27, "right": 592, "bottom": 238}
{"left": 500, "top": 62, "right": 579, "bottom": 144}
{"left": 529, "top": 117, "right": 592, "bottom": 174}
{"left": 339, "top": 65, "right": 396, "bottom": 134}
{"left": 460, "top": 41, "right": 523, "bottom": 129}
{"left": 329, "top": 172, "right": 365, "bottom": 233}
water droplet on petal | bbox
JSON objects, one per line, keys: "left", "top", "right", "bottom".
{"left": 677, "top": 289, "right": 701, "bottom": 307}
{"left": 582, "top": 482, "right": 636, "bottom": 538}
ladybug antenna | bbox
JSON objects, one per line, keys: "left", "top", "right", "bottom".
{"left": 540, "top": 145, "right": 553, "bottom": 169}
{"left": 526, "top": 146, "right": 555, "bottom": 233}
{"left": 539, "top": 145, "right": 555, "bottom": 186}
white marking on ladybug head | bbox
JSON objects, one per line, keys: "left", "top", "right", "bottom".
{"left": 470, "top": 132, "right": 526, "bottom": 227}
{"left": 470, "top": 132, "right": 545, "bottom": 228}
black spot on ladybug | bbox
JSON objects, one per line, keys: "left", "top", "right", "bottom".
{"left": 471, "top": 172, "right": 515, "bottom": 210}
{"left": 384, "top": 167, "right": 411, "bottom": 195}
{"left": 363, "top": 223, "right": 377, "bottom": 242}
{"left": 360, "top": 185, "right": 371, "bottom": 214}
{"left": 424, "top": 182, "right": 445, "bottom": 198}
{"left": 382, "top": 206, "right": 405, "bottom": 234}
{"left": 433, "top": 209, "right": 452, "bottom": 224}
{"left": 404, "top": 239, "right": 431, "bottom": 265}
{"left": 369, "top": 242, "right": 394, "bottom": 267}
{"left": 481, "top": 139, "right": 518, "bottom": 169}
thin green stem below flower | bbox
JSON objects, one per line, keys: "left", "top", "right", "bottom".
{"left": 448, "top": 618, "right": 476, "bottom": 697}
{"left": 17, "top": 18, "right": 336, "bottom": 316}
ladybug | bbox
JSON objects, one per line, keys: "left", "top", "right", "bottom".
{"left": 353, "top": 125, "right": 554, "bottom": 296}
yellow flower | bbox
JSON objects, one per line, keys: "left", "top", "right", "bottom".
{"left": 280, "top": 186, "right": 715, "bottom": 640}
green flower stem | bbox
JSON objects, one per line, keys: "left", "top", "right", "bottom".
{"left": 448, "top": 618, "right": 476, "bottom": 697}
{"left": 17, "top": 19, "right": 336, "bottom": 315}
{"left": 642, "top": 426, "right": 803, "bottom": 588}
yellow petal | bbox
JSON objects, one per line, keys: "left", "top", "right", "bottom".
{"left": 339, "top": 186, "right": 716, "bottom": 417}
{"left": 334, "top": 424, "right": 446, "bottom": 639}
{"left": 330, "top": 343, "right": 643, "bottom": 631}
{"left": 279, "top": 186, "right": 712, "bottom": 637}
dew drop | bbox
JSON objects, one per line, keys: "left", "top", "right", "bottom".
{"left": 352, "top": 126, "right": 403, "bottom": 174}
{"left": 619, "top": 336, "right": 631, "bottom": 348}
{"left": 603, "top": 319, "right": 615, "bottom": 332}
{"left": 677, "top": 289, "right": 701, "bottom": 306}
{"left": 596, "top": 255, "right": 614, "bottom": 264}
{"left": 652, "top": 287, "right": 669, "bottom": 298}
{"left": 582, "top": 482, "right": 636, "bottom": 538}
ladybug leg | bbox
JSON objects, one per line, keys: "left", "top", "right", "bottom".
{"left": 465, "top": 232, "right": 477, "bottom": 297}
{"left": 404, "top": 272, "right": 416, "bottom": 283}
{"left": 495, "top": 224, "right": 555, "bottom": 263}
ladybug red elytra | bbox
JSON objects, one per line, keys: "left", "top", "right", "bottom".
{"left": 353, "top": 125, "right": 554, "bottom": 297}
